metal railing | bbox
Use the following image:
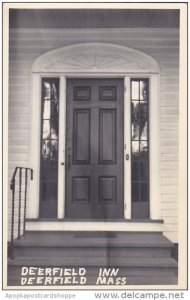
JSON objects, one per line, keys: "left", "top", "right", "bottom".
{"left": 9, "top": 167, "right": 33, "bottom": 259}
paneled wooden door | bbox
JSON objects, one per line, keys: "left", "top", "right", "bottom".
{"left": 65, "top": 79, "right": 124, "bottom": 219}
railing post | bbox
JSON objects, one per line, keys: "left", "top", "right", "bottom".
{"left": 9, "top": 167, "right": 33, "bottom": 259}
{"left": 18, "top": 168, "right": 22, "bottom": 239}
{"left": 30, "top": 168, "right": 33, "bottom": 181}
{"left": 10, "top": 176, "right": 16, "bottom": 259}
{"left": 23, "top": 169, "right": 28, "bottom": 236}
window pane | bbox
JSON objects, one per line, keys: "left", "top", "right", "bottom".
{"left": 132, "top": 161, "right": 139, "bottom": 181}
{"left": 140, "top": 183, "right": 148, "bottom": 202}
{"left": 43, "top": 100, "right": 51, "bottom": 119}
{"left": 132, "top": 141, "right": 139, "bottom": 155}
{"left": 51, "top": 121, "right": 59, "bottom": 138}
{"left": 132, "top": 182, "right": 139, "bottom": 202}
{"left": 43, "top": 81, "right": 51, "bottom": 100}
{"left": 41, "top": 160, "right": 50, "bottom": 180}
{"left": 43, "top": 120, "right": 50, "bottom": 139}
{"left": 50, "top": 161, "right": 58, "bottom": 180}
{"left": 131, "top": 101, "right": 140, "bottom": 140}
{"left": 50, "top": 140, "right": 58, "bottom": 159}
{"left": 131, "top": 81, "right": 139, "bottom": 100}
{"left": 140, "top": 141, "right": 148, "bottom": 153}
{"left": 131, "top": 78, "right": 149, "bottom": 205}
{"left": 40, "top": 78, "right": 59, "bottom": 217}
{"left": 41, "top": 182, "right": 48, "bottom": 202}
{"left": 51, "top": 100, "right": 59, "bottom": 119}
{"left": 42, "top": 140, "right": 51, "bottom": 158}
{"left": 51, "top": 82, "right": 59, "bottom": 100}
{"left": 140, "top": 80, "right": 148, "bottom": 101}
{"left": 42, "top": 79, "right": 59, "bottom": 100}
{"left": 140, "top": 161, "right": 148, "bottom": 181}
{"left": 41, "top": 182, "right": 58, "bottom": 203}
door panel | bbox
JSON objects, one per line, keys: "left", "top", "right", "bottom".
{"left": 99, "top": 176, "right": 116, "bottom": 202}
{"left": 65, "top": 79, "right": 124, "bottom": 219}
{"left": 73, "top": 109, "right": 90, "bottom": 164}
{"left": 73, "top": 176, "right": 90, "bottom": 202}
{"left": 99, "top": 109, "right": 116, "bottom": 164}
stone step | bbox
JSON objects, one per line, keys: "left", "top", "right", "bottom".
{"left": 8, "top": 231, "right": 177, "bottom": 286}
{"left": 12, "top": 231, "right": 173, "bottom": 248}
{"left": 8, "top": 256, "right": 177, "bottom": 268}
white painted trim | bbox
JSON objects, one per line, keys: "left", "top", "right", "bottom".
{"left": 127, "top": 74, "right": 161, "bottom": 220}
{"left": 124, "top": 76, "right": 131, "bottom": 219}
{"left": 28, "top": 74, "right": 41, "bottom": 218}
{"left": 26, "top": 221, "right": 164, "bottom": 232}
{"left": 149, "top": 74, "right": 161, "bottom": 219}
{"left": 28, "top": 43, "right": 161, "bottom": 222}
{"left": 10, "top": 28, "right": 179, "bottom": 35}
{"left": 57, "top": 76, "right": 66, "bottom": 219}
{"left": 32, "top": 43, "right": 160, "bottom": 74}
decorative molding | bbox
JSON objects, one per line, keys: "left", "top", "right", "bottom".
{"left": 44, "top": 52, "right": 146, "bottom": 71}
{"left": 32, "top": 43, "right": 160, "bottom": 73}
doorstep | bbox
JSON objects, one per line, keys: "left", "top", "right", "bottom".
{"left": 25, "top": 219, "right": 164, "bottom": 232}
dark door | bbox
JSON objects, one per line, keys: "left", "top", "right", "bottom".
{"left": 65, "top": 79, "right": 124, "bottom": 219}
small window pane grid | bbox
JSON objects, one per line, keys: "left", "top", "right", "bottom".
{"left": 40, "top": 78, "right": 59, "bottom": 207}
{"left": 131, "top": 79, "right": 149, "bottom": 203}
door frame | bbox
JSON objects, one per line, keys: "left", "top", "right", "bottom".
{"left": 64, "top": 78, "right": 125, "bottom": 219}
{"left": 29, "top": 43, "right": 161, "bottom": 221}
{"left": 29, "top": 72, "right": 160, "bottom": 221}
{"left": 62, "top": 76, "right": 127, "bottom": 219}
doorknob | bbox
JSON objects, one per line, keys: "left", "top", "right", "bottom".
{"left": 61, "top": 162, "right": 65, "bottom": 166}
{"left": 126, "top": 154, "right": 130, "bottom": 161}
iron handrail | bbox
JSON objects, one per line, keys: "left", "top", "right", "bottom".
{"left": 10, "top": 167, "right": 33, "bottom": 259}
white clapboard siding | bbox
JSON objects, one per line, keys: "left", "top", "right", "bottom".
{"left": 164, "top": 218, "right": 179, "bottom": 225}
{"left": 162, "top": 210, "right": 178, "bottom": 217}
{"left": 9, "top": 136, "right": 28, "bottom": 146}
{"left": 160, "top": 83, "right": 179, "bottom": 92}
{"left": 161, "top": 130, "right": 179, "bottom": 138}
{"left": 161, "top": 186, "right": 178, "bottom": 195}
{"left": 161, "top": 100, "right": 178, "bottom": 107}
{"left": 160, "top": 76, "right": 179, "bottom": 84}
{"left": 162, "top": 195, "right": 178, "bottom": 202}
{"left": 161, "top": 170, "right": 178, "bottom": 178}
{"left": 8, "top": 28, "right": 179, "bottom": 243}
{"left": 162, "top": 201, "right": 178, "bottom": 209}
{"left": 161, "top": 107, "right": 179, "bottom": 115}
{"left": 161, "top": 153, "right": 178, "bottom": 162}
{"left": 161, "top": 178, "right": 178, "bottom": 186}
{"left": 161, "top": 139, "right": 178, "bottom": 148}
{"left": 161, "top": 123, "right": 179, "bottom": 130}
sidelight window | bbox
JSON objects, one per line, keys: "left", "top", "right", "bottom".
{"left": 40, "top": 77, "right": 60, "bottom": 217}
{"left": 131, "top": 79, "right": 149, "bottom": 207}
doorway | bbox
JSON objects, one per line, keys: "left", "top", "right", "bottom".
{"left": 39, "top": 77, "right": 150, "bottom": 219}
{"left": 65, "top": 79, "right": 124, "bottom": 219}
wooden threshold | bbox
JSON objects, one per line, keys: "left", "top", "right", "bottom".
{"left": 25, "top": 221, "right": 164, "bottom": 232}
